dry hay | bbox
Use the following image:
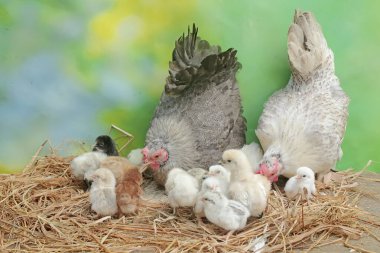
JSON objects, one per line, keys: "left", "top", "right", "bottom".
{"left": 1, "top": 155, "right": 380, "bottom": 253}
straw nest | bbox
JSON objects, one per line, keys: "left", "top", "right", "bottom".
{"left": 1, "top": 155, "right": 379, "bottom": 253}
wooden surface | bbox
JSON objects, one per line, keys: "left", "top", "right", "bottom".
{"left": 307, "top": 172, "right": 380, "bottom": 253}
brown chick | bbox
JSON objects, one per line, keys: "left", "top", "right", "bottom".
{"left": 116, "top": 168, "right": 143, "bottom": 216}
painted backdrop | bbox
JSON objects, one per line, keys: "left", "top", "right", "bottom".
{"left": 0, "top": 0, "right": 379, "bottom": 173}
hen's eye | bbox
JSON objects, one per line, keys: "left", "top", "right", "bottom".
{"left": 154, "top": 154, "right": 159, "bottom": 158}
{"left": 303, "top": 175, "right": 306, "bottom": 178}
{"left": 217, "top": 171, "right": 220, "bottom": 174}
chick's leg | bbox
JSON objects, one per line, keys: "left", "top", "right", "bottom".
{"left": 224, "top": 230, "right": 235, "bottom": 244}
{"left": 196, "top": 215, "right": 203, "bottom": 225}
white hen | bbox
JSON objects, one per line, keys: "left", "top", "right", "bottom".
{"left": 241, "top": 142, "right": 263, "bottom": 173}
{"left": 222, "top": 149, "right": 271, "bottom": 217}
{"left": 284, "top": 166, "right": 316, "bottom": 199}
{"left": 255, "top": 11, "right": 349, "bottom": 183}
{"left": 165, "top": 168, "right": 199, "bottom": 213}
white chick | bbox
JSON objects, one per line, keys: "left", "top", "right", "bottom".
{"left": 85, "top": 168, "right": 118, "bottom": 217}
{"left": 194, "top": 176, "right": 224, "bottom": 218}
{"left": 127, "top": 148, "right": 144, "bottom": 166}
{"left": 241, "top": 142, "right": 263, "bottom": 173}
{"left": 165, "top": 168, "right": 199, "bottom": 213}
{"left": 207, "top": 165, "right": 231, "bottom": 194}
{"left": 71, "top": 152, "right": 107, "bottom": 181}
{"left": 222, "top": 149, "right": 271, "bottom": 217}
{"left": 284, "top": 166, "right": 316, "bottom": 200}
{"left": 202, "top": 191, "right": 250, "bottom": 232}
{"left": 194, "top": 165, "right": 230, "bottom": 218}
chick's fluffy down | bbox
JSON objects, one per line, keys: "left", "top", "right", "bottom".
{"left": 116, "top": 168, "right": 143, "bottom": 215}
{"left": 165, "top": 168, "right": 199, "bottom": 208}
{"left": 71, "top": 152, "right": 107, "bottom": 180}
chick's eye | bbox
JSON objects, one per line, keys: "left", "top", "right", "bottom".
{"left": 303, "top": 175, "right": 306, "bottom": 178}
{"left": 227, "top": 160, "right": 231, "bottom": 163}
{"left": 217, "top": 171, "right": 220, "bottom": 174}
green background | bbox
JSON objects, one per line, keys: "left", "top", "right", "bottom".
{"left": 0, "top": 0, "right": 379, "bottom": 173}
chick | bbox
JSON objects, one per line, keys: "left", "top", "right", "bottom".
{"left": 194, "top": 176, "right": 224, "bottom": 219}
{"left": 222, "top": 149, "right": 271, "bottom": 217}
{"left": 207, "top": 165, "right": 231, "bottom": 194}
{"left": 127, "top": 148, "right": 144, "bottom": 166}
{"left": 71, "top": 135, "right": 118, "bottom": 189}
{"left": 202, "top": 191, "right": 250, "bottom": 232}
{"left": 116, "top": 168, "right": 143, "bottom": 216}
{"left": 284, "top": 166, "right": 316, "bottom": 200}
{"left": 241, "top": 142, "right": 263, "bottom": 173}
{"left": 194, "top": 165, "right": 230, "bottom": 219}
{"left": 165, "top": 168, "right": 199, "bottom": 214}
{"left": 85, "top": 168, "right": 118, "bottom": 217}
{"left": 92, "top": 135, "right": 119, "bottom": 156}
{"left": 70, "top": 151, "right": 107, "bottom": 184}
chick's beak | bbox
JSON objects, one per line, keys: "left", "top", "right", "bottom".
{"left": 296, "top": 175, "right": 302, "bottom": 180}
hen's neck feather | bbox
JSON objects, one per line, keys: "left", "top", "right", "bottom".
{"left": 147, "top": 117, "right": 200, "bottom": 171}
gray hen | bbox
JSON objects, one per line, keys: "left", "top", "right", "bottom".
{"left": 143, "top": 25, "right": 246, "bottom": 186}
{"left": 256, "top": 11, "right": 349, "bottom": 182}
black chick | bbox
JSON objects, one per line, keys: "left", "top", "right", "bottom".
{"left": 92, "top": 135, "right": 119, "bottom": 156}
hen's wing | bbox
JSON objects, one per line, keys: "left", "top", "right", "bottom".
{"left": 165, "top": 24, "right": 239, "bottom": 96}
{"left": 155, "top": 25, "right": 246, "bottom": 165}
{"left": 288, "top": 11, "right": 349, "bottom": 161}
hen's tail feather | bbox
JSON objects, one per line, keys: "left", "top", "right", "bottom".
{"left": 288, "top": 10, "right": 333, "bottom": 78}
{"left": 166, "top": 24, "right": 241, "bottom": 95}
